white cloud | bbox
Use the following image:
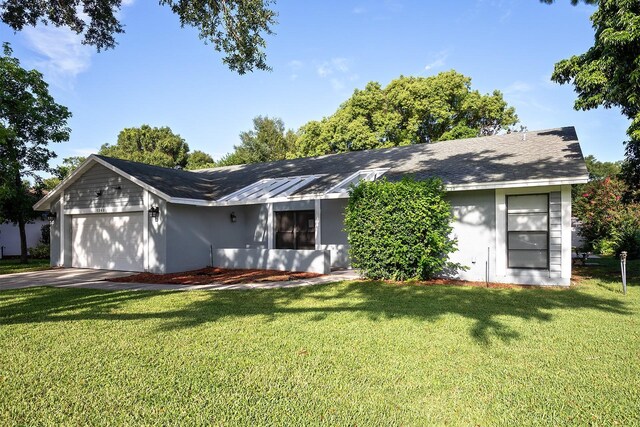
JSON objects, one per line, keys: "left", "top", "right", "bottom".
{"left": 287, "top": 59, "right": 303, "bottom": 70}
{"left": 287, "top": 60, "right": 303, "bottom": 80}
{"left": 23, "top": 25, "right": 93, "bottom": 85}
{"left": 21, "top": 2, "right": 135, "bottom": 87}
{"left": 352, "top": 7, "right": 366, "bottom": 14}
{"left": 316, "top": 57, "right": 350, "bottom": 77}
{"left": 424, "top": 50, "right": 449, "bottom": 71}
{"left": 505, "top": 81, "right": 534, "bottom": 94}
{"left": 315, "top": 57, "right": 358, "bottom": 92}
{"left": 330, "top": 78, "right": 345, "bottom": 91}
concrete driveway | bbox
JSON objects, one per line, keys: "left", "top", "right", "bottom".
{"left": 0, "top": 268, "right": 135, "bottom": 290}
{"left": 0, "top": 268, "right": 361, "bottom": 291}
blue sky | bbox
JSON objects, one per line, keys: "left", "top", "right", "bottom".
{"left": 0, "top": 0, "right": 631, "bottom": 171}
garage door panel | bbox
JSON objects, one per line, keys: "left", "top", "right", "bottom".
{"left": 72, "top": 213, "right": 144, "bottom": 271}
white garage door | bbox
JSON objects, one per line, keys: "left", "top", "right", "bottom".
{"left": 72, "top": 213, "right": 144, "bottom": 271}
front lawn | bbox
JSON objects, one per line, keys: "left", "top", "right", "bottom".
{"left": 0, "top": 260, "right": 638, "bottom": 425}
{"left": 0, "top": 258, "right": 50, "bottom": 275}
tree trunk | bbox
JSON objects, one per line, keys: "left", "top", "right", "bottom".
{"left": 18, "top": 216, "right": 28, "bottom": 264}
{"left": 14, "top": 171, "right": 28, "bottom": 264}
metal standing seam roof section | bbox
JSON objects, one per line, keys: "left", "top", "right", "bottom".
{"left": 218, "top": 175, "right": 323, "bottom": 202}
{"left": 94, "top": 126, "right": 589, "bottom": 202}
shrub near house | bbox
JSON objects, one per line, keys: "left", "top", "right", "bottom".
{"left": 574, "top": 177, "right": 640, "bottom": 258}
{"left": 345, "top": 177, "right": 459, "bottom": 281}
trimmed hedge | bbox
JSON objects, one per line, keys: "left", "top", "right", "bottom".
{"left": 344, "top": 177, "right": 458, "bottom": 281}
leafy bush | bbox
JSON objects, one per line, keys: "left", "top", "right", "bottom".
{"left": 344, "top": 177, "right": 459, "bottom": 281}
{"left": 29, "top": 243, "right": 50, "bottom": 259}
{"left": 612, "top": 209, "right": 640, "bottom": 259}
{"left": 574, "top": 177, "right": 640, "bottom": 258}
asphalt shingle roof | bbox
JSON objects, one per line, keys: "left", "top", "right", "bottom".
{"left": 97, "top": 126, "right": 588, "bottom": 201}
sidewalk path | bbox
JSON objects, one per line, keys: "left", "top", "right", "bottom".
{"left": 0, "top": 268, "right": 361, "bottom": 291}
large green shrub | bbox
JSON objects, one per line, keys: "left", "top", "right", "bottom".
{"left": 574, "top": 177, "right": 640, "bottom": 258}
{"left": 344, "top": 177, "right": 459, "bottom": 281}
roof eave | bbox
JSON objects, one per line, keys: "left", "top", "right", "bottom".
{"left": 163, "top": 175, "right": 590, "bottom": 207}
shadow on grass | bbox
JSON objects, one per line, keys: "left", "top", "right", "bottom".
{"left": 574, "top": 257, "right": 639, "bottom": 293}
{"left": 0, "top": 279, "right": 632, "bottom": 345}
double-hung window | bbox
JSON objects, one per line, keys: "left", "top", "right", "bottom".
{"left": 506, "top": 194, "right": 549, "bottom": 269}
{"left": 275, "top": 210, "right": 315, "bottom": 250}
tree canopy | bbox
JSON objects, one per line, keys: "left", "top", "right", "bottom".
{"left": 42, "top": 156, "right": 85, "bottom": 190}
{"left": 547, "top": 0, "right": 640, "bottom": 196}
{"left": 217, "top": 116, "right": 297, "bottom": 166}
{"left": 0, "top": 0, "right": 277, "bottom": 74}
{"left": 0, "top": 42, "right": 71, "bottom": 262}
{"left": 99, "top": 125, "right": 190, "bottom": 168}
{"left": 584, "top": 154, "right": 623, "bottom": 180}
{"left": 186, "top": 150, "right": 216, "bottom": 170}
{"left": 292, "top": 71, "right": 518, "bottom": 157}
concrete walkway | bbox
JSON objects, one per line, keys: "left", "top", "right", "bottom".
{"left": 0, "top": 268, "right": 361, "bottom": 291}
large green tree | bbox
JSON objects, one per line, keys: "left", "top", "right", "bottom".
{"left": 0, "top": 0, "right": 277, "bottom": 74}
{"left": 584, "top": 154, "right": 623, "bottom": 180}
{"left": 42, "top": 156, "right": 85, "bottom": 190}
{"left": 99, "top": 125, "right": 190, "bottom": 168}
{"left": 545, "top": 0, "right": 640, "bottom": 197}
{"left": 186, "top": 150, "right": 216, "bottom": 170}
{"left": 0, "top": 42, "right": 71, "bottom": 263}
{"left": 217, "top": 116, "right": 297, "bottom": 166}
{"left": 571, "top": 154, "right": 624, "bottom": 200}
{"left": 293, "top": 71, "right": 518, "bottom": 157}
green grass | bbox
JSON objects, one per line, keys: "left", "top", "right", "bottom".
{"left": 0, "top": 260, "right": 638, "bottom": 425}
{"left": 0, "top": 258, "right": 50, "bottom": 275}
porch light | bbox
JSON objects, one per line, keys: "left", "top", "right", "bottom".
{"left": 95, "top": 190, "right": 102, "bottom": 197}
{"left": 149, "top": 206, "right": 160, "bottom": 221}
{"left": 47, "top": 211, "right": 57, "bottom": 222}
{"left": 230, "top": 212, "right": 237, "bottom": 223}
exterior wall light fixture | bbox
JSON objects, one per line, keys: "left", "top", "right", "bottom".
{"left": 47, "top": 211, "right": 57, "bottom": 222}
{"left": 149, "top": 206, "right": 160, "bottom": 221}
{"left": 230, "top": 212, "right": 237, "bottom": 223}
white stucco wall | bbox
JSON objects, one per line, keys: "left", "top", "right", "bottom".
{"left": 0, "top": 218, "right": 48, "bottom": 257}
{"left": 320, "top": 198, "right": 350, "bottom": 268}
{"left": 446, "top": 190, "right": 497, "bottom": 283}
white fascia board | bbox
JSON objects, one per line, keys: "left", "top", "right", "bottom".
{"left": 444, "top": 176, "right": 589, "bottom": 192}
{"left": 33, "top": 154, "right": 173, "bottom": 210}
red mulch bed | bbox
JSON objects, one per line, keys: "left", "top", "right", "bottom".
{"left": 107, "top": 267, "right": 323, "bottom": 285}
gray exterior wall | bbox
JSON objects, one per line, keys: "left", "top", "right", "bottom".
{"left": 148, "top": 194, "right": 167, "bottom": 273}
{"left": 320, "top": 199, "right": 350, "bottom": 268}
{"left": 446, "top": 190, "right": 497, "bottom": 282}
{"left": 165, "top": 203, "right": 214, "bottom": 273}
{"left": 63, "top": 163, "right": 143, "bottom": 210}
{"left": 243, "top": 204, "right": 268, "bottom": 248}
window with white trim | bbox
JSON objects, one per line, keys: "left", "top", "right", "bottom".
{"left": 506, "top": 194, "right": 549, "bottom": 269}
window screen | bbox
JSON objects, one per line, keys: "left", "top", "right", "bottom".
{"left": 507, "top": 194, "right": 549, "bottom": 269}
{"left": 275, "top": 210, "right": 315, "bottom": 250}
